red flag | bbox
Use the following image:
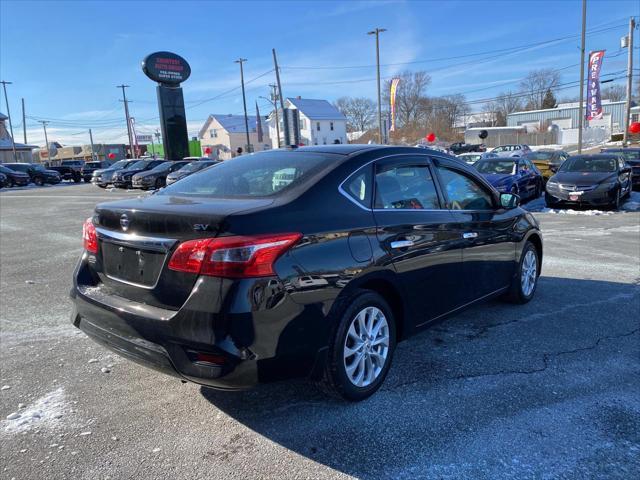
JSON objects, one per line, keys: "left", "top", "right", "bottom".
{"left": 255, "top": 102, "right": 264, "bottom": 143}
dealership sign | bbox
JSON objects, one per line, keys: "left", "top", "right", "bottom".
{"left": 136, "top": 134, "right": 153, "bottom": 143}
{"left": 586, "top": 50, "right": 605, "bottom": 121}
{"left": 142, "top": 51, "right": 191, "bottom": 85}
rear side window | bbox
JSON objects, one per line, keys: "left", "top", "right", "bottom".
{"left": 159, "top": 151, "right": 334, "bottom": 198}
{"left": 437, "top": 167, "right": 493, "bottom": 210}
{"left": 374, "top": 165, "right": 440, "bottom": 210}
{"left": 343, "top": 166, "right": 372, "bottom": 208}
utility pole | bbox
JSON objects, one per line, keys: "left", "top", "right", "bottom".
{"left": 623, "top": 17, "right": 636, "bottom": 146}
{"left": 235, "top": 58, "right": 251, "bottom": 154}
{"left": 577, "top": 0, "right": 587, "bottom": 154}
{"left": 21, "top": 98, "right": 27, "bottom": 144}
{"left": 150, "top": 133, "right": 155, "bottom": 158}
{"left": 272, "top": 48, "right": 290, "bottom": 147}
{"left": 38, "top": 121, "right": 50, "bottom": 165}
{"left": 117, "top": 85, "right": 134, "bottom": 158}
{"left": 260, "top": 84, "right": 281, "bottom": 148}
{"left": 1, "top": 80, "right": 18, "bottom": 161}
{"left": 368, "top": 28, "right": 387, "bottom": 144}
{"left": 89, "top": 128, "right": 96, "bottom": 161}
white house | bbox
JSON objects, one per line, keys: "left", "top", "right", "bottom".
{"left": 198, "top": 114, "right": 270, "bottom": 160}
{"left": 267, "top": 97, "right": 347, "bottom": 148}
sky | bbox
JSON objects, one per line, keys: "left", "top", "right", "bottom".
{"left": 1, "top": 0, "right": 638, "bottom": 147}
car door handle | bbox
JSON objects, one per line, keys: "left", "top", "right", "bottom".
{"left": 462, "top": 232, "right": 478, "bottom": 239}
{"left": 390, "top": 240, "right": 415, "bottom": 249}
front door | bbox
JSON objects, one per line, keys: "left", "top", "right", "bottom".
{"left": 371, "top": 156, "right": 465, "bottom": 326}
{"left": 434, "top": 161, "right": 519, "bottom": 302}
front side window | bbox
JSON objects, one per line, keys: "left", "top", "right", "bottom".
{"left": 374, "top": 164, "right": 440, "bottom": 210}
{"left": 438, "top": 167, "right": 494, "bottom": 210}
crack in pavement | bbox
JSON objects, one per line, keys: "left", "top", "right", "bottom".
{"left": 384, "top": 328, "right": 640, "bottom": 392}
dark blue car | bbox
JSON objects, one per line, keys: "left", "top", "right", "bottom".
{"left": 474, "top": 157, "right": 543, "bottom": 201}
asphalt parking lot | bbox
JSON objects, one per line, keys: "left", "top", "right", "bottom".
{"left": 1, "top": 183, "right": 639, "bottom": 480}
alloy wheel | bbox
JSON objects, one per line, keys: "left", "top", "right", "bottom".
{"left": 343, "top": 306, "right": 390, "bottom": 387}
{"left": 521, "top": 250, "right": 537, "bottom": 297}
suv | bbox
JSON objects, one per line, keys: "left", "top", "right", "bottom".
{"left": 449, "top": 142, "right": 486, "bottom": 155}
{"left": 4, "top": 163, "right": 61, "bottom": 185}
{"left": 81, "top": 161, "right": 112, "bottom": 182}
{"left": 49, "top": 160, "right": 84, "bottom": 182}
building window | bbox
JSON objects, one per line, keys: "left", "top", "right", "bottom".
{"left": 316, "top": 122, "right": 321, "bottom": 131}
{"left": 330, "top": 122, "right": 334, "bottom": 131}
{"left": 299, "top": 118, "right": 306, "bottom": 130}
{"left": 210, "top": 129, "right": 217, "bottom": 138}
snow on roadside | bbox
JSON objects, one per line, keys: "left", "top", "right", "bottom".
{"left": 3, "top": 388, "right": 69, "bottom": 434}
{"left": 621, "top": 191, "right": 640, "bottom": 212}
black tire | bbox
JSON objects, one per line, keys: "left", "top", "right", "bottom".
{"left": 319, "top": 290, "right": 396, "bottom": 401}
{"left": 611, "top": 188, "right": 621, "bottom": 210}
{"left": 155, "top": 178, "right": 164, "bottom": 189}
{"left": 9, "top": 178, "right": 15, "bottom": 188}
{"left": 545, "top": 192, "right": 559, "bottom": 209}
{"left": 504, "top": 241, "right": 539, "bottom": 304}
{"left": 34, "top": 176, "right": 44, "bottom": 186}
{"left": 74, "top": 176, "right": 81, "bottom": 183}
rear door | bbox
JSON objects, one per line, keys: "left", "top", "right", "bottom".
{"left": 371, "top": 155, "right": 465, "bottom": 325}
{"left": 433, "top": 159, "right": 518, "bottom": 302}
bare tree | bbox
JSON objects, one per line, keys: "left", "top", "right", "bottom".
{"left": 602, "top": 84, "right": 626, "bottom": 102}
{"left": 519, "top": 69, "right": 561, "bottom": 110}
{"left": 383, "top": 70, "right": 432, "bottom": 128}
{"left": 334, "top": 97, "right": 377, "bottom": 132}
{"left": 483, "top": 91, "right": 522, "bottom": 126}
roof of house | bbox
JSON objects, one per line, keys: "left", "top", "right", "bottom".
{"left": 286, "top": 98, "right": 346, "bottom": 120}
{"left": 198, "top": 114, "right": 267, "bottom": 138}
{"left": 0, "top": 112, "right": 8, "bottom": 121}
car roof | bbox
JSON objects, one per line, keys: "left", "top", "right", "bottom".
{"left": 569, "top": 153, "right": 620, "bottom": 159}
{"left": 601, "top": 148, "right": 640, "bottom": 152}
{"left": 293, "top": 144, "right": 383, "bottom": 155}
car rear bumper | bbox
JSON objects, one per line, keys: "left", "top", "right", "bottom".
{"left": 70, "top": 254, "right": 323, "bottom": 389}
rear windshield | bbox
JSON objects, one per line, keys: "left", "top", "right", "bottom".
{"left": 527, "top": 152, "right": 554, "bottom": 160}
{"left": 560, "top": 156, "right": 616, "bottom": 173}
{"left": 159, "top": 151, "right": 335, "bottom": 198}
{"left": 475, "top": 160, "right": 516, "bottom": 174}
{"left": 6, "top": 164, "right": 29, "bottom": 172}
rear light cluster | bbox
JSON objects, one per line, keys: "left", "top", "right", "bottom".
{"left": 83, "top": 218, "right": 99, "bottom": 254}
{"left": 168, "top": 233, "right": 302, "bottom": 279}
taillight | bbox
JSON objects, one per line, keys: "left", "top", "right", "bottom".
{"left": 168, "top": 233, "right": 302, "bottom": 278}
{"left": 83, "top": 218, "right": 98, "bottom": 254}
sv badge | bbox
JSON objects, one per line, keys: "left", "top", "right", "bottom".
{"left": 193, "top": 224, "right": 210, "bottom": 232}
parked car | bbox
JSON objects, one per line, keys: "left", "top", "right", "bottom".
{"left": 61, "top": 160, "right": 84, "bottom": 181}
{"left": 545, "top": 154, "right": 632, "bottom": 209}
{"left": 491, "top": 144, "right": 531, "bottom": 158}
{"left": 49, "top": 165, "right": 82, "bottom": 182}
{"left": 166, "top": 160, "right": 219, "bottom": 185}
{"left": 91, "top": 160, "right": 138, "bottom": 188}
{"left": 4, "top": 163, "right": 61, "bottom": 185}
{"left": 524, "top": 150, "right": 569, "bottom": 184}
{"left": 601, "top": 148, "right": 640, "bottom": 190}
{"left": 131, "top": 161, "right": 190, "bottom": 190}
{"left": 0, "top": 172, "right": 6, "bottom": 188}
{"left": 112, "top": 159, "right": 165, "bottom": 188}
{"left": 0, "top": 165, "right": 30, "bottom": 187}
{"left": 71, "top": 145, "right": 542, "bottom": 401}
{"left": 449, "top": 142, "right": 486, "bottom": 155}
{"left": 474, "top": 156, "right": 543, "bottom": 201}
{"left": 81, "top": 161, "right": 112, "bottom": 182}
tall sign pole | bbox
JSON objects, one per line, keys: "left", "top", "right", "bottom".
{"left": 577, "top": 0, "right": 587, "bottom": 154}
{"left": 623, "top": 17, "right": 635, "bottom": 146}
{"left": 117, "top": 85, "right": 134, "bottom": 157}
{"left": 235, "top": 58, "right": 251, "bottom": 153}
{"left": 1, "top": 80, "right": 18, "bottom": 161}
{"left": 89, "top": 128, "right": 96, "bottom": 161}
{"left": 368, "top": 28, "right": 386, "bottom": 144}
{"left": 142, "top": 51, "right": 191, "bottom": 161}
{"left": 272, "top": 49, "right": 290, "bottom": 147}
{"left": 21, "top": 98, "right": 27, "bottom": 144}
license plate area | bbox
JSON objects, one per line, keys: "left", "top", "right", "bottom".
{"left": 569, "top": 192, "right": 583, "bottom": 201}
{"left": 101, "top": 241, "right": 167, "bottom": 288}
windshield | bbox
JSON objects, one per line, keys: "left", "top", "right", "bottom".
{"left": 180, "top": 161, "right": 216, "bottom": 173}
{"left": 150, "top": 161, "right": 172, "bottom": 172}
{"left": 127, "top": 160, "right": 151, "bottom": 170}
{"left": 33, "top": 164, "right": 47, "bottom": 172}
{"left": 109, "top": 160, "right": 128, "bottom": 169}
{"left": 475, "top": 160, "right": 516, "bottom": 175}
{"left": 62, "top": 161, "right": 83, "bottom": 166}
{"left": 527, "top": 152, "right": 554, "bottom": 160}
{"left": 560, "top": 156, "right": 617, "bottom": 173}
{"left": 85, "top": 162, "right": 101, "bottom": 168}
{"left": 603, "top": 150, "right": 640, "bottom": 162}
{"left": 159, "top": 151, "right": 335, "bottom": 198}
{"left": 0, "top": 166, "right": 14, "bottom": 174}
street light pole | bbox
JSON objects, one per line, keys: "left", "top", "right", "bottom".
{"left": 1, "top": 80, "right": 18, "bottom": 161}
{"left": 117, "top": 84, "right": 134, "bottom": 158}
{"left": 623, "top": 16, "right": 635, "bottom": 146}
{"left": 235, "top": 58, "right": 251, "bottom": 153}
{"left": 368, "top": 28, "right": 386, "bottom": 145}
{"left": 577, "top": 0, "right": 587, "bottom": 154}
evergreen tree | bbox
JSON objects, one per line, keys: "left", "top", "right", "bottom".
{"left": 541, "top": 89, "right": 557, "bottom": 109}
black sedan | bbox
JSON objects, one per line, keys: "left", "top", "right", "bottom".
{"left": 131, "top": 160, "right": 190, "bottom": 190}
{"left": 111, "top": 159, "right": 165, "bottom": 188}
{"left": 4, "top": 163, "right": 61, "bottom": 185}
{"left": 71, "top": 145, "right": 542, "bottom": 400}
{"left": 0, "top": 165, "right": 30, "bottom": 187}
{"left": 601, "top": 148, "right": 640, "bottom": 190}
{"left": 165, "top": 160, "right": 219, "bottom": 185}
{"left": 545, "top": 154, "right": 632, "bottom": 209}
{"left": 91, "top": 159, "right": 137, "bottom": 188}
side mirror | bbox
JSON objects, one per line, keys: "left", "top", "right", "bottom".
{"left": 500, "top": 193, "right": 520, "bottom": 209}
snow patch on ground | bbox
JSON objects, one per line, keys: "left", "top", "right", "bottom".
{"left": 621, "top": 191, "right": 640, "bottom": 212}
{"left": 541, "top": 208, "right": 614, "bottom": 216}
{"left": 3, "top": 388, "right": 69, "bottom": 434}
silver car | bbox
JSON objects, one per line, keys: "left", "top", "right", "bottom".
{"left": 491, "top": 144, "right": 531, "bottom": 158}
